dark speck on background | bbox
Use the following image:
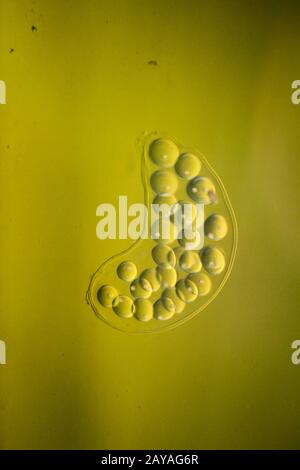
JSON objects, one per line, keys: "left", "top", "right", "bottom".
{"left": 9, "top": 48, "right": 14, "bottom": 53}
{"left": 148, "top": 60, "right": 158, "bottom": 66}
{"left": 31, "top": 25, "right": 37, "bottom": 32}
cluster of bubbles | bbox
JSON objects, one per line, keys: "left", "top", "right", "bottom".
{"left": 97, "top": 138, "right": 228, "bottom": 323}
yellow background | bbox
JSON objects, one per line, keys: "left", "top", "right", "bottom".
{"left": 0, "top": 0, "right": 300, "bottom": 449}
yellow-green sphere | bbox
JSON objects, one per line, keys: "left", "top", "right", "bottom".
{"left": 156, "top": 265, "right": 177, "bottom": 289}
{"left": 140, "top": 268, "right": 161, "bottom": 292}
{"left": 162, "top": 287, "right": 185, "bottom": 314}
{"left": 117, "top": 261, "right": 137, "bottom": 282}
{"left": 130, "top": 278, "right": 152, "bottom": 299}
{"left": 176, "top": 278, "right": 198, "bottom": 303}
{"left": 153, "top": 299, "right": 175, "bottom": 321}
{"left": 152, "top": 245, "right": 176, "bottom": 267}
{"left": 179, "top": 251, "right": 202, "bottom": 273}
{"left": 149, "top": 138, "right": 179, "bottom": 168}
{"left": 150, "top": 170, "right": 178, "bottom": 195}
{"left": 187, "top": 176, "right": 217, "bottom": 205}
{"left": 201, "top": 247, "right": 225, "bottom": 275}
{"left": 175, "top": 153, "right": 201, "bottom": 179}
{"left": 134, "top": 298, "right": 154, "bottom": 322}
{"left": 204, "top": 214, "right": 228, "bottom": 241}
{"left": 112, "top": 295, "right": 135, "bottom": 318}
{"left": 97, "top": 285, "right": 118, "bottom": 307}
{"left": 188, "top": 272, "right": 212, "bottom": 296}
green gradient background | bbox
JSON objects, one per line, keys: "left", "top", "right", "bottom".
{"left": 1, "top": 0, "right": 300, "bottom": 449}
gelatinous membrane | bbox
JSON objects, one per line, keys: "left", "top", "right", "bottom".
{"left": 87, "top": 131, "right": 238, "bottom": 333}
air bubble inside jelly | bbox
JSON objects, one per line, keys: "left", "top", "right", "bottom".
{"left": 87, "top": 131, "right": 238, "bottom": 333}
